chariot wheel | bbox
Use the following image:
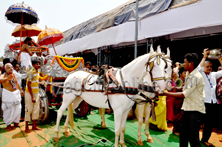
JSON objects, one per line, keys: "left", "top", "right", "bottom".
{"left": 75, "top": 100, "right": 91, "bottom": 117}
{"left": 37, "top": 88, "right": 49, "bottom": 124}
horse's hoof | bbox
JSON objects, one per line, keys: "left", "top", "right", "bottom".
{"left": 101, "top": 124, "right": 106, "bottom": 128}
{"left": 53, "top": 137, "right": 60, "bottom": 142}
{"left": 120, "top": 143, "right": 127, "bottom": 147}
{"left": 137, "top": 140, "right": 144, "bottom": 146}
{"left": 101, "top": 122, "right": 106, "bottom": 128}
{"left": 64, "top": 131, "right": 71, "bottom": 137}
{"left": 147, "top": 138, "right": 153, "bottom": 143}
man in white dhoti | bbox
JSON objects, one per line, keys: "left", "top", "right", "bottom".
{"left": 0, "top": 63, "right": 24, "bottom": 130}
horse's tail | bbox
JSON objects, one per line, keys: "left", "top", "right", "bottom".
{"left": 68, "top": 103, "right": 75, "bottom": 129}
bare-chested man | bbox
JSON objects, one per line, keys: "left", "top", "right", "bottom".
{"left": 16, "top": 37, "right": 35, "bottom": 69}
{"left": 0, "top": 63, "right": 24, "bottom": 130}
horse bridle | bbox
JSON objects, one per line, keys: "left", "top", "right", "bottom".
{"left": 146, "top": 53, "right": 168, "bottom": 82}
{"left": 162, "top": 55, "right": 172, "bottom": 82}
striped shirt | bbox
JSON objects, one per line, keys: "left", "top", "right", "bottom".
{"left": 25, "top": 68, "right": 39, "bottom": 94}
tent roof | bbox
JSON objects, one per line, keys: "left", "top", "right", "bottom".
{"left": 57, "top": 0, "right": 173, "bottom": 45}
{"left": 50, "top": 0, "right": 222, "bottom": 55}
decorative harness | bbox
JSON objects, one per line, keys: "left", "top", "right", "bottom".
{"left": 118, "top": 53, "right": 169, "bottom": 102}
{"left": 162, "top": 55, "right": 172, "bottom": 82}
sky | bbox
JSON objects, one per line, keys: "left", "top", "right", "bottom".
{"left": 0, "top": 0, "right": 129, "bottom": 57}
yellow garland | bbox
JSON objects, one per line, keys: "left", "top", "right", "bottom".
{"left": 39, "top": 74, "right": 53, "bottom": 93}
{"left": 51, "top": 55, "right": 84, "bottom": 72}
{"left": 49, "top": 76, "right": 52, "bottom": 93}
{"left": 39, "top": 74, "right": 49, "bottom": 81}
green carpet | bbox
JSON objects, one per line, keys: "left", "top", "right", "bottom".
{"left": 0, "top": 109, "right": 208, "bottom": 147}
{"left": 45, "top": 109, "right": 180, "bottom": 147}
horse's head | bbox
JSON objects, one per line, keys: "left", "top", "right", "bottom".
{"left": 163, "top": 47, "right": 172, "bottom": 91}
{"left": 145, "top": 45, "right": 167, "bottom": 92}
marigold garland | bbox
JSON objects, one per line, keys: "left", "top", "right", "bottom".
{"left": 49, "top": 76, "right": 52, "bottom": 93}
{"left": 39, "top": 74, "right": 49, "bottom": 81}
{"left": 51, "top": 56, "right": 84, "bottom": 72}
{"left": 39, "top": 74, "right": 53, "bottom": 93}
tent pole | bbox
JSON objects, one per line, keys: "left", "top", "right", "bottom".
{"left": 147, "top": 39, "right": 149, "bottom": 53}
{"left": 134, "top": 0, "right": 138, "bottom": 59}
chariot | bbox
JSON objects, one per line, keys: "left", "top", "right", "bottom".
{"left": 4, "top": 41, "right": 91, "bottom": 123}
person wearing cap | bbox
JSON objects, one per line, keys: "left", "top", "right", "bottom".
{"left": 24, "top": 56, "right": 42, "bottom": 133}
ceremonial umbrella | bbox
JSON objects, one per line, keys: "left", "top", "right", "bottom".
{"left": 12, "top": 24, "right": 42, "bottom": 37}
{"left": 38, "top": 26, "right": 64, "bottom": 55}
{"left": 5, "top": 2, "right": 39, "bottom": 51}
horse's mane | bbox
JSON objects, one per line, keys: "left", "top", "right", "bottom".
{"left": 121, "top": 53, "right": 150, "bottom": 69}
{"left": 69, "top": 69, "right": 99, "bottom": 75}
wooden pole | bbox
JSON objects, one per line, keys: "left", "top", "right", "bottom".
{"left": 19, "top": 12, "right": 23, "bottom": 62}
{"left": 52, "top": 43, "right": 57, "bottom": 55}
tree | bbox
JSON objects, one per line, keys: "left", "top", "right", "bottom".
{"left": 0, "top": 56, "right": 3, "bottom": 62}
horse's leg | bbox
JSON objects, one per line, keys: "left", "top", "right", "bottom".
{"left": 99, "top": 108, "right": 106, "bottom": 128}
{"left": 145, "top": 103, "right": 153, "bottom": 143}
{"left": 64, "top": 97, "right": 83, "bottom": 136}
{"left": 53, "top": 93, "right": 76, "bottom": 142}
{"left": 114, "top": 110, "right": 123, "bottom": 147}
{"left": 120, "top": 108, "right": 131, "bottom": 147}
{"left": 137, "top": 104, "right": 145, "bottom": 146}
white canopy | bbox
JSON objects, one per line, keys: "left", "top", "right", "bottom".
{"left": 50, "top": 0, "right": 222, "bottom": 56}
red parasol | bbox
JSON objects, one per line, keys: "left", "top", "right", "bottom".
{"left": 37, "top": 26, "right": 64, "bottom": 55}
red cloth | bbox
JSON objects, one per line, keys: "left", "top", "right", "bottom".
{"left": 166, "top": 87, "right": 177, "bottom": 122}
{"left": 166, "top": 96, "right": 175, "bottom": 122}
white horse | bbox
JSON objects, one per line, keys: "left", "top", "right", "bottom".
{"left": 53, "top": 47, "right": 167, "bottom": 147}
{"left": 136, "top": 46, "right": 172, "bottom": 146}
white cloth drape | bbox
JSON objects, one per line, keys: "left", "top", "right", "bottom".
{"left": 1, "top": 89, "right": 21, "bottom": 125}
{"left": 50, "top": 0, "right": 222, "bottom": 56}
{"left": 20, "top": 52, "right": 32, "bottom": 69}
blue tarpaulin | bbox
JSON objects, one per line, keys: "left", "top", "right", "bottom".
{"left": 59, "top": 0, "right": 173, "bottom": 45}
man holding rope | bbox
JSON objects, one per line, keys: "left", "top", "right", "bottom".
{"left": 24, "top": 57, "right": 42, "bottom": 133}
{"left": 156, "top": 53, "right": 205, "bottom": 147}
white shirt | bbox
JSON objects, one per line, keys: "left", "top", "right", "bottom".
{"left": 197, "top": 65, "right": 222, "bottom": 103}
{"left": 182, "top": 68, "right": 206, "bottom": 113}
{"left": 13, "top": 69, "right": 27, "bottom": 86}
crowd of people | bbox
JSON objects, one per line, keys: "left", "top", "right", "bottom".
{"left": 0, "top": 37, "right": 44, "bottom": 133}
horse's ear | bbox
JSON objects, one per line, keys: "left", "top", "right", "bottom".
{"left": 157, "top": 45, "right": 161, "bottom": 53}
{"left": 166, "top": 47, "right": 170, "bottom": 57}
{"left": 150, "top": 44, "right": 154, "bottom": 54}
